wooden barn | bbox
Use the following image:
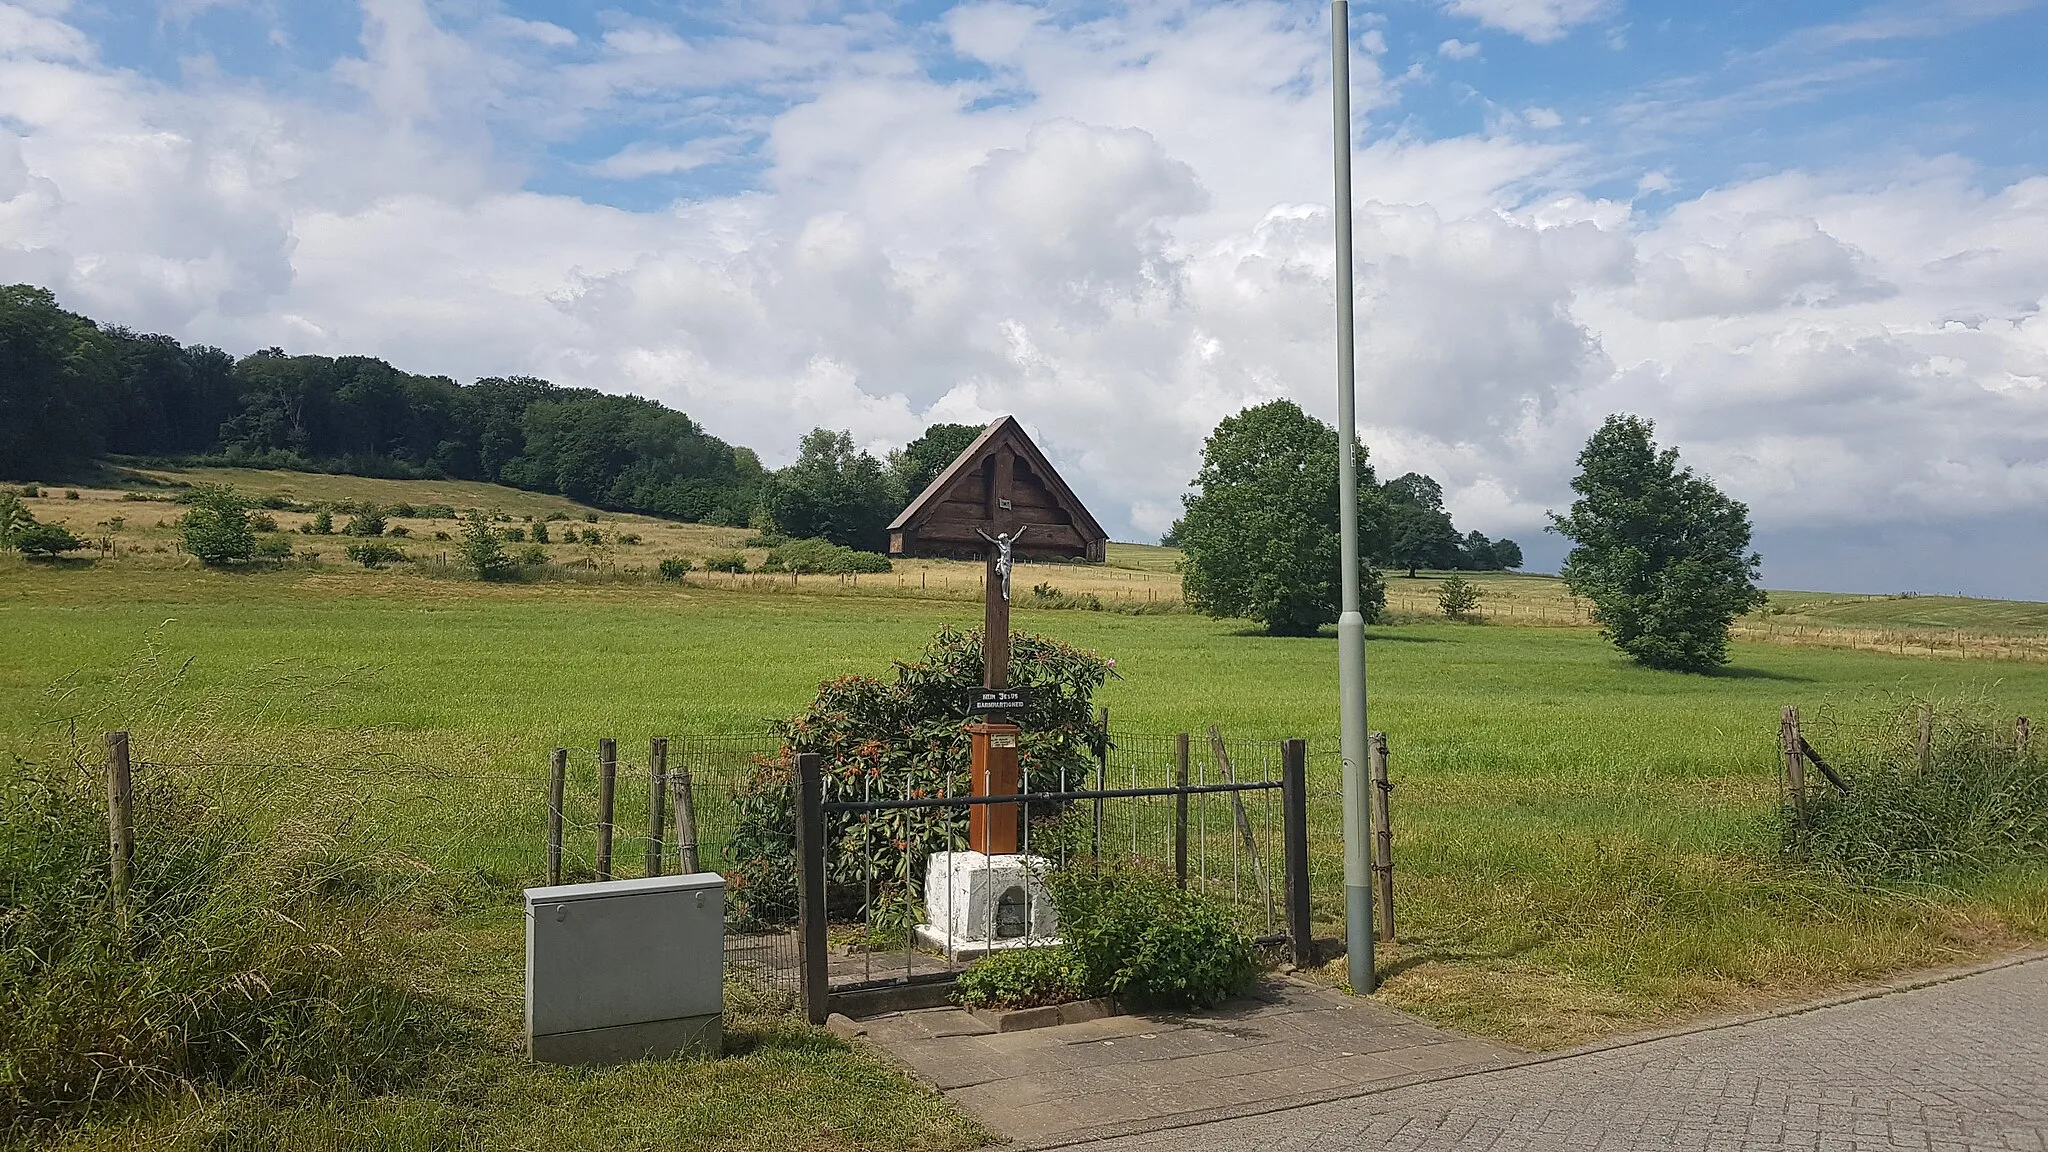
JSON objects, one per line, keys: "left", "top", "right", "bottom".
{"left": 886, "top": 417, "right": 1108, "bottom": 563}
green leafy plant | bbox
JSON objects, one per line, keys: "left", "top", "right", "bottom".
{"left": 343, "top": 541, "right": 407, "bottom": 569}
{"left": 954, "top": 945, "right": 1087, "bottom": 1010}
{"left": 252, "top": 535, "right": 295, "bottom": 561}
{"left": 529, "top": 521, "right": 550, "bottom": 544}
{"left": 0, "top": 494, "right": 33, "bottom": 548}
{"left": 246, "top": 512, "right": 278, "bottom": 533}
{"left": 178, "top": 485, "right": 255, "bottom": 567}
{"left": 458, "top": 509, "right": 515, "bottom": 581}
{"left": 723, "top": 626, "right": 1109, "bottom": 926}
{"left": 11, "top": 523, "right": 86, "bottom": 559}
{"left": 301, "top": 509, "right": 333, "bottom": 535}
{"left": 701, "top": 550, "right": 748, "bottom": 573}
{"left": 342, "top": 505, "right": 386, "bottom": 538}
{"left": 658, "top": 557, "right": 692, "bottom": 581}
{"left": 1028, "top": 582, "right": 1103, "bottom": 611}
{"left": 764, "top": 536, "right": 891, "bottom": 575}
{"left": 501, "top": 526, "right": 526, "bottom": 542}
{"left": 518, "top": 543, "right": 548, "bottom": 566}
{"left": 1437, "top": 575, "right": 1482, "bottom": 620}
{"left": 1046, "top": 863, "right": 1258, "bottom": 1010}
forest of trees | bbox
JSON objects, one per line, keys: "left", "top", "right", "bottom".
{"left": 0, "top": 284, "right": 766, "bottom": 524}
{"left": 0, "top": 284, "right": 1004, "bottom": 542}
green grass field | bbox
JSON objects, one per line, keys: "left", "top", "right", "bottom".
{"left": 6, "top": 467, "right": 2048, "bottom": 1149}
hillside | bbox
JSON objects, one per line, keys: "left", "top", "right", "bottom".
{"left": 13, "top": 464, "right": 2048, "bottom": 663}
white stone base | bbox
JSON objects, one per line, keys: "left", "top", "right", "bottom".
{"left": 919, "top": 851, "right": 1059, "bottom": 961}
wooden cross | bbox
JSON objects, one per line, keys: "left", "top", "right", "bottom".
{"left": 980, "top": 445, "right": 1020, "bottom": 690}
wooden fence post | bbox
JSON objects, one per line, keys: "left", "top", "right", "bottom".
{"left": 794, "top": 752, "right": 830, "bottom": 1025}
{"left": 1369, "top": 731, "right": 1394, "bottom": 944}
{"left": 1281, "top": 739, "right": 1312, "bottom": 968}
{"left": 1782, "top": 707, "right": 1808, "bottom": 851}
{"left": 596, "top": 738, "right": 617, "bottom": 882}
{"left": 1174, "top": 733, "right": 1191, "bottom": 889}
{"left": 1209, "top": 726, "right": 1269, "bottom": 896}
{"left": 2019, "top": 716, "right": 2032, "bottom": 757}
{"left": 1917, "top": 705, "right": 1932, "bottom": 773}
{"left": 547, "top": 748, "right": 566, "bottom": 886}
{"left": 672, "top": 761, "right": 701, "bottom": 875}
{"left": 646, "top": 738, "right": 668, "bottom": 878}
{"left": 1092, "top": 706, "right": 1108, "bottom": 862}
{"left": 105, "top": 731, "right": 134, "bottom": 927}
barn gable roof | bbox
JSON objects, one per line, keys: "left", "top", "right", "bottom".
{"left": 886, "top": 416, "right": 1107, "bottom": 561}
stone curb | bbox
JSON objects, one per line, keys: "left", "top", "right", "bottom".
{"left": 1023, "top": 947, "right": 2048, "bottom": 1149}
{"left": 971, "top": 997, "right": 1118, "bottom": 1034}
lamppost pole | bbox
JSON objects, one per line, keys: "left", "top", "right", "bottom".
{"left": 1330, "top": 0, "right": 1375, "bottom": 995}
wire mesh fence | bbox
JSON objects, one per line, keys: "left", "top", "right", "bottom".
{"left": 74, "top": 725, "right": 1326, "bottom": 1006}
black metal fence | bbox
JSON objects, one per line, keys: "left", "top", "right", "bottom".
{"left": 543, "top": 728, "right": 1316, "bottom": 1017}
{"left": 793, "top": 737, "right": 1314, "bottom": 1024}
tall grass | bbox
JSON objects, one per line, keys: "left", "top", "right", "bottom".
{"left": 1791, "top": 699, "right": 2048, "bottom": 879}
{"left": 1, "top": 659, "right": 454, "bottom": 1138}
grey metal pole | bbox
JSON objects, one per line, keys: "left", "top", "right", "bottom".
{"left": 1330, "top": 0, "right": 1376, "bottom": 995}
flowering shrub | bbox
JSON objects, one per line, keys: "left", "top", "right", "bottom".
{"left": 723, "top": 626, "right": 1111, "bottom": 927}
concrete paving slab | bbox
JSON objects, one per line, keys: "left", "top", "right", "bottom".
{"left": 855, "top": 976, "right": 1516, "bottom": 1144}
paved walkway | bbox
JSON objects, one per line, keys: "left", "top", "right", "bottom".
{"left": 1074, "top": 955, "right": 2048, "bottom": 1152}
{"left": 855, "top": 979, "right": 1514, "bottom": 1144}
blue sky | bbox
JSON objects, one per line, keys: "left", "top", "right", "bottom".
{"left": 5, "top": 0, "right": 2048, "bottom": 595}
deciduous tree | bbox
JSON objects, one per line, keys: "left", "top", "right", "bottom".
{"left": 1550, "top": 415, "right": 1765, "bottom": 672}
{"left": 1177, "top": 401, "right": 1386, "bottom": 636}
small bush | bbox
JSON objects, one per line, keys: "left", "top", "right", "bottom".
{"left": 701, "top": 550, "right": 748, "bottom": 573}
{"left": 954, "top": 945, "right": 1088, "bottom": 1010}
{"left": 658, "top": 557, "right": 692, "bottom": 581}
{"left": 387, "top": 502, "right": 416, "bottom": 518}
{"left": 530, "top": 521, "right": 550, "bottom": 544}
{"left": 501, "top": 526, "right": 526, "bottom": 542}
{"left": 252, "top": 535, "right": 295, "bottom": 561}
{"left": 301, "top": 509, "right": 334, "bottom": 535}
{"left": 387, "top": 525, "right": 410, "bottom": 537}
{"left": 1437, "top": 575, "right": 1482, "bottom": 620}
{"left": 416, "top": 503, "right": 455, "bottom": 519}
{"left": 1047, "top": 863, "right": 1258, "bottom": 1010}
{"left": 432, "top": 530, "right": 451, "bottom": 542}
{"left": 583, "top": 512, "right": 599, "bottom": 523}
{"left": 617, "top": 532, "right": 642, "bottom": 546}
{"left": 344, "top": 542, "right": 407, "bottom": 569}
{"left": 765, "top": 537, "right": 892, "bottom": 575}
{"left": 245, "top": 511, "right": 278, "bottom": 533}
{"left": 12, "top": 523, "right": 86, "bottom": 559}
{"left": 179, "top": 486, "right": 255, "bottom": 566}
{"left": 543, "top": 511, "right": 569, "bottom": 522}
{"left": 518, "top": 543, "right": 548, "bottom": 566}
{"left": 62, "top": 489, "right": 79, "bottom": 500}
{"left": 342, "top": 506, "right": 386, "bottom": 538}
{"left": 18, "top": 484, "right": 40, "bottom": 497}
{"left": 1028, "top": 582, "right": 1103, "bottom": 611}
{"left": 458, "top": 510, "right": 515, "bottom": 581}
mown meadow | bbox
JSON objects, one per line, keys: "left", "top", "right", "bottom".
{"left": 5, "top": 468, "right": 2048, "bottom": 1149}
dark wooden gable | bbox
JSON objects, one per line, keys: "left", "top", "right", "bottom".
{"left": 887, "top": 417, "right": 1108, "bottom": 562}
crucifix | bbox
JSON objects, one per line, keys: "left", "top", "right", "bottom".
{"left": 886, "top": 417, "right": 1110, "bottom": 958}
{"left": 967, "top": 446, "right": 1025, "bottom": 855}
